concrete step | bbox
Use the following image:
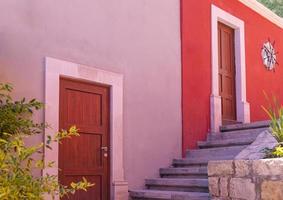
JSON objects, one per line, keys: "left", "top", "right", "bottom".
{"left": 173, "top": 158, "right": 209, "bottom": 167}
{"left": 208, "top": 127, "right": 267, "bottom": 140}
{"left": 220, "top": 120, "right": 270, "bottom": 132}
{"left": 186, "top": 145, "right": 247, "bottom": 158}
{"left": 173, "top": 156, "right": 232, "bottom": 167}
{"left": 145, "top": 178, "right": 209, "bottom": 193}
{"left": 129, "top": 189, "right": 209, "bottom": 200}
{"left": 160, "top": 166, "right": 208, "bottom": 179}
{"left": 198, "top": 137, "right": 255, "bottom": 148}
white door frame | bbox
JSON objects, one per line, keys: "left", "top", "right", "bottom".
{"left": 210, "top": 5, "right": 250, "bottom": 132}
{"left": 44, "top": 57, "right": 128, "bottom": 200}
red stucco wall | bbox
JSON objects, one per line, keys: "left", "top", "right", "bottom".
{"left": 181, "top": 0, "right": 283, "bottom": 153}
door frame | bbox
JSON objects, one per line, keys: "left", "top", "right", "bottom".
{"left": 210, "top": 5, "right": 250, "bottom": 132}
{"left": 44, "top": 57, "right": 128, "bottom": 200}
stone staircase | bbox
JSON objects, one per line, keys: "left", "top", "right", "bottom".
{"left": 129, "top": 121, "right": 270, "bottom": 200}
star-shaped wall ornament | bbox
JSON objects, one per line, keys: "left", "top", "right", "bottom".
{"left": 261, "top": 39, "right": 279, "bottom": 72}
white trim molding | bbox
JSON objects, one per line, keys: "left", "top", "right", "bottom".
{"left": 44, "top": 57, "right": 128, "bottom": 200}
{"left": 211, "top": 5, "right": 250, "bottom": 132}
{"left": 239, "top": 0, "right": 283, "bottom": 29}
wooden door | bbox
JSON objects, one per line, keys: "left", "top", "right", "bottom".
{"left": 59, "top": 78, "right": 110, "bottom": 200}
{"left": 218, "top": 22, "right": 237, "bottom": 124}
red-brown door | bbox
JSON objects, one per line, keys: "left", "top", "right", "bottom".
{"left": 218, "top": 22, "right": 237, "bottom": 125}
{"left": 59, "top": 77, "right": 110, "bottom": 200}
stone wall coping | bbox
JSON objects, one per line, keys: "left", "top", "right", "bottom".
{"left": 209, "top": 158, "right": 283, "bottom": 177}
{"left": 235, "top": 129, "right": 278, "bottom": 160}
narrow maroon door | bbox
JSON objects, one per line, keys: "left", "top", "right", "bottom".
{"left": 218, "top": 22, "right": 237, "bottom": 124}
{"left": 59, "top": 78, "right": 110, "bottom": 200}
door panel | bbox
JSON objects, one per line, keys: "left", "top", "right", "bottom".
{"left": 59, "top": 78, "right": 110, "bottom": 200}
{"left": 218, "top": 22, "right": 237, "bottom": 124}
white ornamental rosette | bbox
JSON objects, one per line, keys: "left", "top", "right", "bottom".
{"left": 261, "top": 41, "right": 277, "bottom": 71}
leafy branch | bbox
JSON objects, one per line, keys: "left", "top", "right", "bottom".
{"left": 0, "top": 83, "right": 94, "bottom": 199}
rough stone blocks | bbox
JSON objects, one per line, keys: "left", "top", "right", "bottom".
{"left": 208, "top": 159, "right": 283, "bottom": 200}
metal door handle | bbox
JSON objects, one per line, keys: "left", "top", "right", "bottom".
{"left": 101, "top": 146, "right": 108, "bottom": 152}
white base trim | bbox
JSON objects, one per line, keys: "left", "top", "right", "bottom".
{"left": 210, "top": 95, "right": 222, "bottom": 133}
{"left": 211, "top": 5, "right": 250, "bottom": 132}
{"left": 44, "top": 57, "right": 128, "bottom": 200}
{"left": 237, "top": 101, "right": 250, "bottom": 123}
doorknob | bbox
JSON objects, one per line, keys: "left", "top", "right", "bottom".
{"left": 101, "top": 146, "right": 108, "bottom": 158}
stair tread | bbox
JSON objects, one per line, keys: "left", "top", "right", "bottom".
{"left": 173, "top": 158, "right": 209, "bottom": 165}
{"left": 209, "top": 127, "right": 268, "bottom": 141}
{"left": 198, "top": 137, "right": 253, "bottom": 147}
{"left": 146, "top": 178, "right": 208, "bottom": 187}
{"left": 129, "top": 189, "right": 209, "bottom": 200}
{"left": 189, "top": 145, "right": 247, "bottom": 152}
{"left": 160, "top": 166, "right": 208, "bottom": 175}
{"left": 186, "top": 145, "right": 248, "bottom": 159}
{"left": 173, "top": 156, "right": 233, "bottom": 165}
{"left": 220, "top": 120, "right": 270, "bottom": 132}
{"left": 213, "top": 127, "right": 268, "bottom": 135}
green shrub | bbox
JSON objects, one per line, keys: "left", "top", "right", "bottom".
{"left": 264, "top": 144, "right": 283, "bottom": 158}
{"left": 262, "top": 94, "right": 283, "bottom": 142}
{"left": 0, "top": 83, "right": 93, "bottom": 199}
{"left": 0, "top": 83, "right": 45, "bottom": 138}
{"left": 262, "top": 94, "right": 283, "bottom": 158}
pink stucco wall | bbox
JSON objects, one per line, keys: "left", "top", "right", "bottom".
{"left": 0, "top": 0, "right": 182, "bottom": 189}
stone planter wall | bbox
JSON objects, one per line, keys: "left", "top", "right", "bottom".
{"left": 208, "top": 159, "right": 283, "bottom": 200}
